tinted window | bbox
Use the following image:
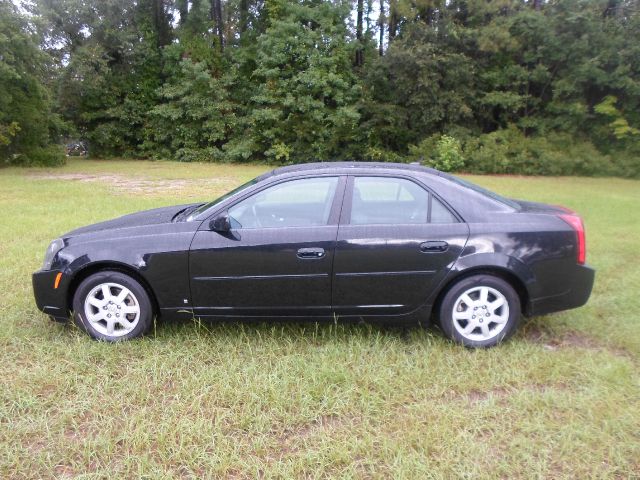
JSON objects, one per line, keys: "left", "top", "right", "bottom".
{"left": 350, "top": 177, "right": 430, "bottom": 225}
{"left": 228, "top": 177, "right": 338, "bottom": 229}
{"left": 438, "top": 172, "right": 520, "bottom": 209}
{"left": 187, "top": 177, "right": 260, "bottom": 221}
{"left": 430, "top": 196, "right": 457, "bottom": 223}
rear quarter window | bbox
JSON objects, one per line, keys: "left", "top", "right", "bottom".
{"left": 430, "top": 196, "right": 458, "bottom": 223}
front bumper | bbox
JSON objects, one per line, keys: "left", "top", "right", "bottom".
{"left": 529, "top": 264, "right": 595, "bottom": 316}
{"left": 32, "top": 269, "right": 70, "bottom": 321}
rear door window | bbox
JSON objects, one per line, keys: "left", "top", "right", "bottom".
{"left": 349, "top": 177, "right": 456, "bottom": 225}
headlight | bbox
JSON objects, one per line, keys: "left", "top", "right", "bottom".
{"left": 42, "top": 238, "right": 64, "bottom": 270}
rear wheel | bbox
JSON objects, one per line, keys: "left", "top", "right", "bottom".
{"left": 438, "top": 274, "right": 521, "bottom": 348}
{"left": 72, "top": 271, "right": 153, "bottom": 341}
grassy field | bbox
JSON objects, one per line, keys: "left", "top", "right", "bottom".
{"left": 1, "top": 159, "right": 639, "bottom": 478}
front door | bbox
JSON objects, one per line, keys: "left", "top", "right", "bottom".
{"left": 332, "top": 175, "right": 469, "bottom": 316}
{"left": 189, "top": 176, "right": 345, "bottom": 317}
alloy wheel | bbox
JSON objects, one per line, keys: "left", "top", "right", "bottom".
{"left": 83, "top": 282, "right": 141, "bottom": 337}
{"left": 451, "top": 286, "right": 509, "bottom": 342}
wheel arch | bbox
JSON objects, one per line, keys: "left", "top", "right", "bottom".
{"left": 66, "top": 261, "right": 160, "bottom": 316}
{"left": 431, "top": 266, "right": 530, "bottom": 320}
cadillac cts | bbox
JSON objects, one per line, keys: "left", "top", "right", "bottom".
{"left": 32, "top": 162, "right": 594, "bottom": 347}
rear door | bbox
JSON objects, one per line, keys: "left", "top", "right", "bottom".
{"left": 189, "top": 176, "right": 346, "bottom": 317}
{"left": 332, "top": 175, "right": 469, "bottom": 316}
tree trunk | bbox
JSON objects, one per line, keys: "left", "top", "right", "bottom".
{"left": 210, "top": 0, "right": 224, "bottom": 51}
{"left": 356, "top": 0, "right": 364, "bottom": 66}
{"left": 153, "top": 0, "right": 171, "bottom": 47}
{"left": 378, "top": 0, "right": 385, "bottom": 56}
{"left": 240, "top": 0, "right": 249, "bottom": 35}
{"left": 177, "top": 0, "right": 189, "bottom": 25}
{"left": 603, "top": 0, "right": 618, "bottom": 17}
{"left": 388, "top": 0, "right": 398, "bottom": 43}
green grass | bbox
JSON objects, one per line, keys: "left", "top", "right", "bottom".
{"left": 1, "top": 159, "right": 639, "bottom": 478}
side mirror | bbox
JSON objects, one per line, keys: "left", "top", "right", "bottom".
{"left": 209, "top": 213, "right": 231, "bottom": 232}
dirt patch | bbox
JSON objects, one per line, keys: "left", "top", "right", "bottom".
{"left": 28, "top": 172, "right": 225, "bottom": 196}
{"left": 443, "top": 383, "right": 568, "bottom": 405}
{"left": 26, "top": 435, "right": 48, "bottom": 455}
{"left": 552, "top": 330, "right": 602, "bottom": 349}
{"left": 54, "top": 464, "right": 75, "bottom": 478}
{"left": 463, "top": 387, "right": 510, "bottom": 403}
{"left": 523, "top": 324, "right": 632, "bottom": 358}
{"left": 279, "top": 414, "right": 344, "bottom": 444}
{"left": 262, "top": 414, "right": 355, "bottom": 461}
{"left": 63, "top": 411, "right": 96, "bottom": 443}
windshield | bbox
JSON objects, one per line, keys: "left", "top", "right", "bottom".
{"left": 439, "top": 172, "right": 520, "bottom": 209}
{"left": 186, "top": 177, "right": 260, "bottom": 221}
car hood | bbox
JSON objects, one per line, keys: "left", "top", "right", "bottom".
{"left": 64, "top": 203, "right": 200, "bottom": 238}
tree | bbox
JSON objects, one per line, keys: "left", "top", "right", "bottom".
{"left": 240, "top": 0, "right": 361, "bottom": 163}
{"left": 0, "top": 0, "right": 63, "bottom": 165}
{"left": 37, "top": 0, "right": 169, "bottom": 156}
{"left": 17, "top": 0, "right": 638, "bottom": 177}
{"left": 144, "top": 55, "right": 233, "bottom": 161}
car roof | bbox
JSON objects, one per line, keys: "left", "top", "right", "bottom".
{"left": 268, "top": 161, "right": 442, "bottom": 178}
{"left": 192, "top": 161, "right": 516, "bottom": 223}
{"left": 262, "top": 162, "right": 518, "bottom": 221}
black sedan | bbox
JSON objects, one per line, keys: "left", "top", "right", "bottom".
{"left": 32, "top": 162, "right": 594, "bottom": 347}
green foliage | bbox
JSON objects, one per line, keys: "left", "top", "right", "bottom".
{"left": 0, "top": 1, "right": 64, "bottom": 166}
{"left": 594, "top": 96, "right": 640, "bottom": 140}
{"left": 362, "top": 146, "right": 404, "bottom": 163}
{"left": 0, "top": 122, "right": 20, "bottom": 147}
{"left": 13, "top": 0, "right": 640, "bottom": 175}
{"left": 360, "top": 22, "right": 476, "bottom": 152}
{"left": 21, "top": 145, "right": 66, "bottom": 167}
{"left": 44, "top": 0, "right": 168, "bottom": 158}
{"left": 243, "top": 0, "right": 361, "bottom": 163}
{"left": 143, "top": 55, "right": 232, "bottom": 162}
{"left": 462, "top": 126, "right": 625, "bottom": 177}
{"left": 409, "top": 135, "right": 465, "bottom": 172}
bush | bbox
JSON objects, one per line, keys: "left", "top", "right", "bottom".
{"left": 402, "top": 126, "right": 637, "bottom": 177}
{"left": 3, "top": 145, "right": 65, "bottom": 166}
{"left": 462, "top": 126, "right": 622, "bottom": 176}
{"left": 409, "top": 134, "right": 465, "bottom": 172}
{"left": 363, "top": 146, "right": 405, "bottom": 163}
{"left": 174, "top": 147, "right": 224, "bottom": 163}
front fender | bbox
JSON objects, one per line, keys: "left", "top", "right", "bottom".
{"left": 53, "top": 225, "right": 197, "bottom": 311}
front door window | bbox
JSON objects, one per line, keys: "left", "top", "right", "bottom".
{"left": 228, "top": 177, "right": 339, "bottom": 229}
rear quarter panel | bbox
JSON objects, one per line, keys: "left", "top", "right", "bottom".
{"left": 446, "top": 213, "right": 578, "bottom": 306}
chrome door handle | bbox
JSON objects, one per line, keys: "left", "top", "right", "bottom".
{"left": 297, "top": 247, "right": 325, "bottom": 259}
{"left": 420, "top": 241, "right": 449, "bottom": 253}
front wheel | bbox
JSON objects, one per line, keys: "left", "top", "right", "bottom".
{"left": 438, "top": 275, "right": 521, "bottom": 348}
{"left": 72, "top": 271, "right": 153, "bottom": 341}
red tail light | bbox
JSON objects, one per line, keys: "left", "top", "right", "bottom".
{"left": 559, "top": 213, "right": 586, "bottom": 264}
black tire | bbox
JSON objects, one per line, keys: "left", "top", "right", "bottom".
{"left": 438, "top": 274, "right": 521, "bottom": 348}
{"left": 72, "top": 270, "right": 153, "bottom": 341}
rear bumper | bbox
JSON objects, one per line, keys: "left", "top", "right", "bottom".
{"left": 32, "top": 269, "right": 69, "bottom": 321}
{"left": 528, "top": 264, "right": 595, "bottom": 316}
